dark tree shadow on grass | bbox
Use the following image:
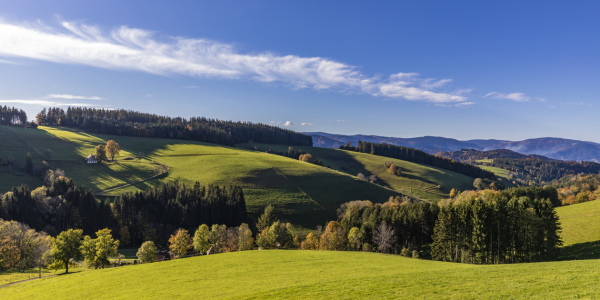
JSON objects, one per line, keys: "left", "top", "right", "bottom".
{"left": 560, "top": 240, "right": 600, "bottom": 261}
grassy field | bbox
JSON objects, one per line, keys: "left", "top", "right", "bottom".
{"left": 0, "top": 125, "right": 406, "bottom": 227}
{"left": 0, "top": 266, "right": 86, "bottom": 287}
{"left": 2, "top": 250, "right": 599, "bottom": 299}
{"left": 556, "top": 200, "right": 600, "bottom": 260}
{"left": 247, "top": 143, "right": 475, "bottom": 201}
{"left": 479, "top": 165, "right": 516, "bottom": 188}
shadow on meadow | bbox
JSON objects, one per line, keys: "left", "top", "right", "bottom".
{"left": 560, "top": 240, "right": 600, "bottom": 261}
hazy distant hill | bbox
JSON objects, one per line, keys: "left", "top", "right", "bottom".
{"left": 435, "top": 149, "right": 552, "bottom": 162}
{"left": 306, "top": 132, "right": 600, "bottom": 163}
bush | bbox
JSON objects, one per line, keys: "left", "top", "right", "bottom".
{"left": 137, "top": 241, "right": 158, "bottom": 263}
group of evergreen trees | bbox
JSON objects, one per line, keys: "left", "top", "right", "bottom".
{"left": 0, "top": 179, "right": 249, "bottom": 249}
{"left": 338, "top": 198, "right": 439, "bottom": 253}
{"left": 0, "top": 178, "right": 114, "bottom": 237}
{"left": 35, "top": 107, "right": 312, "bottom": 147}
{"left": 432, "top": 190, "right": 562, "bottom": 264}
{"left": 112, "top": 181, "right": 248, "bottom": 247}
{"left": 340, "top": 141, "right": 495, "bottom": 179}
{"left": 0, "top": 106, "right": 28, "bottom": 126}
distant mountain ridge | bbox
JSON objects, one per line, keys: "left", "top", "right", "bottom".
{"left": 306, "top": 132, "right": 600, "bottom": 163}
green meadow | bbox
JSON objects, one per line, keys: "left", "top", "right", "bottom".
{"left": 1, "top": 126, "right": 409, "bottom": 227}
{"left": 247, "top": 143, "right": 475, "bottom": 201}
{"left": 2, "top": 250, "right": 600, "bottom": 299}
{"left": 556, "top": 200, "right": 600, "bottom": 260}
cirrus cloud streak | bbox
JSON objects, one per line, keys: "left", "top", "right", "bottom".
{"left": 0, "top": 18, "right": 467, "bottom": 103}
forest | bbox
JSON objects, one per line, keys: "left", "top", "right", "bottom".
{"left": 252, "top": 185, "right": 562, "bottom": 264}
{"left": 551, "top": 174, "right": 600, "bottom": 205}
{"left": 35, "top": 107, "right": 312, "bottom": 147}
{"left": 0, "top": 178, "right": 248, "bottom": 249}
{"left": 340, "top": 141, "right": 495, "bottom": 179}
{"left": 0, "top": 106, "right": 29, "bottom": 126}
{"left": 432, "top": 190, "right": 561, "bottom": 263}
{"left": 435, "top": 148, "right": 551, "bottom": 162}
{"left": 481, "top": 157, "right": 600, "bottom": 185}
{"left": 436, "top": 148, "right": 600, "bottom": 185}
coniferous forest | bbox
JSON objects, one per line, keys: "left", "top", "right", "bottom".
{"left": 35, "top": 107, "right": 313, "bottom": 146}
{"left": 0, "top": 106, "right": 28, "bottom": 126}
{"left": 340, "top": 140, "right": 495, "bottom": 179}
{"left": 0, "top": 179, "right": 248, "bottom": 248}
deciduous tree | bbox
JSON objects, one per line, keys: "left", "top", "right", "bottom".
{"left": 169, "top": 229, "right": 192, "bottom": 259}
{"left": 136, "top": 241, "right": 158, "bottom": 263}
{"left": 237, "top": 223, "right": 254, "bottom": 251}
{"left": 193, "top": 224, "right": 210, "bottom": 254}
{"left": 95, "top": 144, "right": 107, "bottom": 161}
{"left": 50, "top": 229, "right": 84, "bottom": 273}
{"left": 105, "top": 140, "right": 121, "bottom": 161}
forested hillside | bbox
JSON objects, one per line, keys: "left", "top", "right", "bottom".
{"left": 436, "top": 149, "right": 600, "bottom": 185}
{"left": 35, "top": 107, "right": 312, "bottom": 147}
{"left": 435, "top": 148, "right": 551, "bottom": 162}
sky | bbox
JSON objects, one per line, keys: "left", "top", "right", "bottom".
{"left": 0, "top": 1, "right": 599, "bottom": 142}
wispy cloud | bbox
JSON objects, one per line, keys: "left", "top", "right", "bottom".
{"left": 337, "top": 120, "right": 345, "bottom": 122}
{"left": 283, "top": 121, "right": 294, "bottom": 126}
{"left": 182, "top": 85, "right": 198, "bottom": 89}
{"left": 144, "top": 94, "right": 154, "bottom": 97}
{"left": 46, "top": 94, "right": 103, "bottom": 100}
{"left": 0, "top": 99, "right": 98, "bottom": 106}
{"left": 301, "top": 122, "right": 314, "bottom": 126}
{"left": 484, "top": 92, "right": 530, "bottom": 102}
{"left": 0, "top": 18, "right": 469, "bottom": 104}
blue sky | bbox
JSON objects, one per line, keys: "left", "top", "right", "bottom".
{"left": 0, "top": 1, "right": 599, "bottom": 142}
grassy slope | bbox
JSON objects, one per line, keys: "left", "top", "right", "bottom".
{"left": 557, "top": 200, "right": 600, "bottom": 260}
{"left": 3, "top": 250, "right": 600, "bottom": 299}
{"left": 0, "top": 126, "right": 400, "bottom": 227}
{"left": 0, "top": 126, "right": 44, "bottom": 190}
{"left": 249, "top": 143, "right": 475, "bottom": 201}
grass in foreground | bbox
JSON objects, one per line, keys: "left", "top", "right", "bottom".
{"left": 2, "top": 250, "right": 599, "bottom": 299}
{"left": 557, "top": 200, "right": 600, "bottom": 260}
{"left": 0, "top": 266, "right": 86, "bottom": 287}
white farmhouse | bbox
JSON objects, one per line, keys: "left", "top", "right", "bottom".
{"left": 86, "top": 154, "right": 97, "bottom": 164}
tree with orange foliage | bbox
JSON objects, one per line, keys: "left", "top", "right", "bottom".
{"left": 300, "top": 232, "right": 318, "bottom": 250}
{"left": 169, "top": 229, "right": 192, "bottom": 259}
{"left": 319, "top": 221, "right": 346, "bottom": 250}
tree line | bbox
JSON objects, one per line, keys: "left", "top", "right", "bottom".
{"left": 551, "top": 174, "right": 600, "bottom": 205}
{"left": 481, "top": 157, "right": 600, "bottom": 185}
{"left": 0, "top": 106, "right": 28, "bottom": 126}
{"left": 35, "top": 107, "right": 312, "bottom": 147}
{"left": 0, "top": 178, "right": 248, "bottom": 249}
{"left": 432, "top": 189, "right": 562, "bottom": 264}
{"left": 340, "top": 141, "right": 495, "bottom": 179}
{"left": 113, "top": 181, "right": 248, "bottom": 247}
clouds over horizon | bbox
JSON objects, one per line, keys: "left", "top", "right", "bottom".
{"left": 0, "top": 99, "right": 99, "bottom": 107}
{"left": 0, "top": 18, "right": 468, "bottom": 104}
{"left": 47, "top": 94, "right": 103, "bottom": 100}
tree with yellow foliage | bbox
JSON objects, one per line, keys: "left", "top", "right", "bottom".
{"left": 169, "top": 229, "right": 192, "bottom": 259}
{"left": 105, "top": 140, "right": 121, "bottom": 161}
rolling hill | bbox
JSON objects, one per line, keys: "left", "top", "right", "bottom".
{"left": 556, "top": 200, "right": 600, "bottom": 260}
{"left": 2, "top": 250, "right": 600, "bottom": 299}
{"left": 0, "top": 125, "right": 473, "bottom": 228}
{"left": 307, "top": 132, "right": 600, "bottom": 162}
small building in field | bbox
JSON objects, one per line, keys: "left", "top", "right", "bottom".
{"left": 86, "top": 154, "right": 97, "bottom": 164}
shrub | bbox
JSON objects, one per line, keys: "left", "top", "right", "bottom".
{"left": 137, "top": 241, "right": 158, "bottom": 263}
